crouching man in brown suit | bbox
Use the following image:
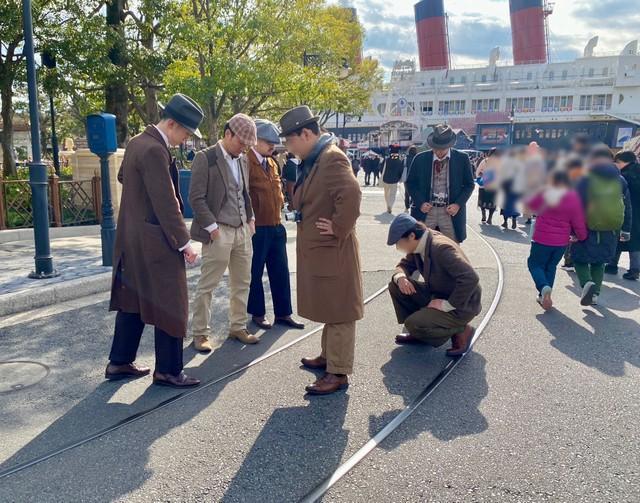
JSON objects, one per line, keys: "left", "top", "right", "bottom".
{"left": 279, "top": 106, "right": 364, "bottom": 395}
{"left": 386, "top": 214, "right": 481, "bottom": 357}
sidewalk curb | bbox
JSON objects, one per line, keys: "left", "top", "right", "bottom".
{"left": 0, "top": 272, "right": 112, "bottom": 317}
{"left": 0, "top": 225, "right": 101, "bottom": 244}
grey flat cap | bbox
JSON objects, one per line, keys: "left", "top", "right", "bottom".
{"left": 387, "top": 213, "right": 418, "bottom": 246}
{"left": 254, "top": 119, "right": 282, "bottom": 145}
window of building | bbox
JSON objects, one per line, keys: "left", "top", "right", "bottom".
{"left": 420, "top": 101, "right": 434, "bottom": 115}
{"left": 548, "top": 70, "right": 554, "bottom": 80}
{"left": 579, "top": 94, "right": 613, "bottom": 111}
{"left": 430, "top": 77, "right": 436, "bottom": 86}
{"left": 460, "top": 76, "right": 467, "bottom": 84}
{"left": 449, "top": 77, "right": 455, "bottom": 85}
{"left": 438, "top": 100, "right": 466, "bottom": 115}
{"left": 542, "top": 95, "right": 574, "bottom": 111}
{"left": 377, "top": 103, "right": 386, "bottom": 115}
{"left": 603, "top": 67, "right": 609, "bottom": 77}
{"left": 481, "top": 74, "right": 487, "bottom": 83}
{"left": 562, "top": 69, "right": 568, "bottom": 80}
{"left": 588, "top": 68, "right": 595, "bottom": 77}
{"left": 506, "top": 97, "right": 536, "bottom": 113}
{"left": 472, "top": 98, "right": 500, "bottom": 113}
{"left": 527, "top": 72, "right": 533, "bottom": 80}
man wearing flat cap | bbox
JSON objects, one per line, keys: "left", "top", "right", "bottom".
{"left": 189, "top": 113, "right": 258, "bottom": 351}
{"left": 405, "top": 124, "right": 474, "bottom": 243}
{"left": 387, "top": 213, "right": 481, "bottom": 356}
{"left": 279, "top": 105, "right": 363, "bottom": 395}
{"left": 106, "top": 93, "right": 204, "bottom": 388}
{"left": 246, "top": 119, "right": 304, "bottom": 331}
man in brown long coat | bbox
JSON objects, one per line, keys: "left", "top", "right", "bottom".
{"left": 106, "top": 94, "right": 203, "bottom": 388}
{"left": 279, "top": 106, "right": 364, "bottom": 395}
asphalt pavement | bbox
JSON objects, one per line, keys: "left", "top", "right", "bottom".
{"left": 0, "top": 182, "right": 638, "bottom": 502}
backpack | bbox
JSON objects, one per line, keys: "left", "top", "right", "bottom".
{"left": 586, "top": 173, "right": 624, "bottom": 231}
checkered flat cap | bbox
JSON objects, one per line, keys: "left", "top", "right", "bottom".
{"left": 227, "top": 113, "right": 257, "bottom": 146}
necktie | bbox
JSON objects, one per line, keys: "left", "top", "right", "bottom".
{"left": 261, "top": 158, "right": 268, "bottom": 171}
{"left": 434, "top": 159, "right": 443, "bottom": 174}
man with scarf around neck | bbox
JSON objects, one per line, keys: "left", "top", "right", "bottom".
{"left": 279, "top": 106, "right": 364, "bottom": 395}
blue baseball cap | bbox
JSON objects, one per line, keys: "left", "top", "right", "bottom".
{"left": 387, "top": 213, "right": 418, "bottom": 246}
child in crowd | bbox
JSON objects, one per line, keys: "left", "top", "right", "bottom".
{"left": 526, "top": 171, "right": 588, "bottom": 310}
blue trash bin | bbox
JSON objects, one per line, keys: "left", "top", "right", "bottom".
{"left": 179, "top": 169, "right": 193, "bottom": 219}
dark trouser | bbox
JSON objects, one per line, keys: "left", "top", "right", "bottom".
{"left": 109, "top": 311, "right": 183, "bottom": 375}
{"left": 609, "top": 247, "right": 640, "bottom": 270}
{"left": 527, "top": 242, "right": 566, "bottom": 294}
{"left": 563, "top": 243, "right": 573, "bottom": 267}
{"left": 248, "top": 224, "right": 293, "bottom": 318}
{"left": 364, "top": 170, "right": 371, "bottom": 185}
{"left": 404, "top": 183, "right": 411, "bottom": 210}
{"left": 388, "top": 280, "right": 471, "bottom": 346}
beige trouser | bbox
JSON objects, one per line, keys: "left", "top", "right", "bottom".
{"left": 425, "top": 206, "right": 457, "bottom": 242}
{"left": 192, "top": 223, "right": 253, "bottom": 336}
{"left": 383, "top": 183, "right": 398, "bottom": 211}
{"left": 321, "top": 322, "right": 356, "bottom": 375}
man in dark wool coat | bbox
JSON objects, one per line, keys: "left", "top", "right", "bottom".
{"left": 105, "top": 94, "right": 204, "bottom": 388}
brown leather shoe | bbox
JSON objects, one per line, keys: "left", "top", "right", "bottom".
{"left": 301, "top": 355, "right": 327, "bottom": 370}
{"left": 305, "top": 373, "right": 349, "bottom": 395}
{"left": 446, "top": 325, "right": 475, "bottom": 357}
{"left": 152, "top": 371, "right": 200, "bottom": 388}
{"left": 395, "top": 333, "right": 423, "bottom": 345}
{"left": 252, "top": 316, "right": 273, "bottom": 330}
{"left": 193, "top": 335, "right": 213, "bottom": 353}
{"left": 275, "top": 317, "right": 305, "bottom": 329}
{"left": 229, "top": 329, "right": 259, "bottom": 344}
{"left": 105, "top": 362, "right": 150, "bottom": 381}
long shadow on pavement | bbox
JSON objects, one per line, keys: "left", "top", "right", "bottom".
{"left": 221, "top": 392, "right": 350, "bottom": 502}
{"left": 537, "top": 308, "right": 640, "bottom": 377}
{"left": 368, "top": 347, "right": 489, "bottom": 449}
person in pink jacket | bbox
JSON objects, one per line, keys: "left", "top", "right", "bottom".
{"left": 526, "top": 170, "right": 588, "bottom": 310}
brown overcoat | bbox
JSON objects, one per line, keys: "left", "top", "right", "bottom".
{"left": 292, "top": 143, "right": 364, "bottom": 323}
{"left": 109, "top": 126, "right": 191, "bottom": 338}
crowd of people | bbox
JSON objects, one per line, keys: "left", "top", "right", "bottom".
{"left": 471, "top": 133, "right": 639, "bottom": 310}
{"left": 101, "top": 92, "right": 637, "bottom": 397}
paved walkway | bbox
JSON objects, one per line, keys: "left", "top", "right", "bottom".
{"left": 0, "top": 236, "right": 107, "bottom": 295}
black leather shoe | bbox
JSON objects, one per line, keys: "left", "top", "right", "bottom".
{"left": 105, "top": 362, "right": 150, "bottom": 381}
{"left": 275, "top": 317, "right": 305, "bottom": 329}
{"left": 152, "top": 371, "right": 200, "bottom": 388}
{"left": 395, "top": 333, "right": 423, "bottom": 345}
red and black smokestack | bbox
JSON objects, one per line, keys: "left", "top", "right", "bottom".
{"left": 414, "top": 0, "right": 450, "bottom": 71}
{"left": 509, "top": 0, "right": 547, "bottom": 65}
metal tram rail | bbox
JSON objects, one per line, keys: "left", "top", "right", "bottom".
{"left": 0, "top": 225, "right": 503, "bottom": 502}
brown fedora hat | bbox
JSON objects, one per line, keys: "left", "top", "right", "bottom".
{"left": 427, "top": 124, "right": 456, "bottom": 149}
{"left": 279, "top": 106, "right": 320, "bottom": 137}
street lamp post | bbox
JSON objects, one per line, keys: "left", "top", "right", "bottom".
{"left": 509, "top": 104, "right": 516, "bottom": 146}
{"left": 42, "top": 49, "right": 60, "bottom": 176}
{"left": 22, "top": 0, "right": 57, "bottom": 278}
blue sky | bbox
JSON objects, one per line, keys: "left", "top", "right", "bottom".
{"left": 335, "top": 0, "right": 640, "bottom": 75}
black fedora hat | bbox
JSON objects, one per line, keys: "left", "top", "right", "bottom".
{"left": 159, "top": 93, "right": 205, "bottom": 139}
{"left": 278, "top": 106, "right": 320, "bottom": 137}
{"left": 427, "top": 124, "right": 456, "bottom": 149}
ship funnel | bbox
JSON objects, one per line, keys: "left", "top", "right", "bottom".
{"left": 509, "top": 0, "right": 548, "bottom": 65}
{"left": 414, "top": 0, "right": 450, "bottom": 71}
